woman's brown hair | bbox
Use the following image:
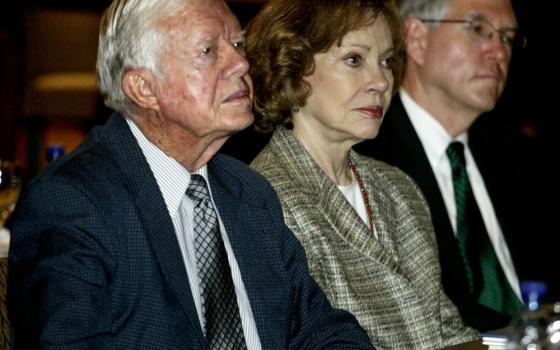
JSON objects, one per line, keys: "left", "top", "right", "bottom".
{"left": 246, "top": 0, "right": 405, "bottom": 132}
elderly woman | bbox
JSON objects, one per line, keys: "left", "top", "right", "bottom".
{"left": 246, "top": 0, "right": 478, "bottom": 348}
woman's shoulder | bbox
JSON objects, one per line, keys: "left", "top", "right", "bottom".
{"left": 353, "top": 152, "right": 426, "bottom": 201}
{"left": 354, "top": 152, "right": 411, "bottom": 183}
{"left": 251, "top": 140, "right": 316, "bottom": 202}
{"left": 251, "top": 140, "right": 289, "bottom": 184}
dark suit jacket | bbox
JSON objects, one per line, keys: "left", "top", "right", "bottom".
{"left": 355, "top": 95, "right": 559, "bottom": 331}
{"left": 8, "top": 114, "right": 373, "bottom": 349}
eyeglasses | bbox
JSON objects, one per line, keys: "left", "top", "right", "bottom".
{"left": 420, "top": 18, "right": 527, "bottom": 54}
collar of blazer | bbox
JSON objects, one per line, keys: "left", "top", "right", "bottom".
{"left": 267, "top": 127, "right": 399, "bottom": 266}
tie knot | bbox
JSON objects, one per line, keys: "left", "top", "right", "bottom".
{"left": 446, "top": 141, "right": 466, "bottom": 168}
{"left": 186, "top": 174, "right": 211, "bottom": 202}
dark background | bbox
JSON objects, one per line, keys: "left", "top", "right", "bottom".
{"left": 0, "top": 0, "right": 556, "bottom": 171}
{"left": 225, "top": 0, "right": 560, "bottom": 162}
{"left": 491, "top": 0, "right": 556, "bottom": 148}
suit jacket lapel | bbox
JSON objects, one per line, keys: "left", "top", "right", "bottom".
{"left": 271, "top": 129, "right": 399, "bottom": 270}
{"left": 467, "top": 118, "right": 520, "bottom": 273}
{"left": 321, "top": 169, "right": 405, "bottom": 272}
{"left": 207, "top": 155, "right": 287, "bottom": 349}
{"left": 372, "top": 96, "right": 471, "bottom": 295}
{"left": 99, "top": 114, "right": 205, "bottom": 344}
{"left": 382, "top": 97, "right": 452, "bottom": 237}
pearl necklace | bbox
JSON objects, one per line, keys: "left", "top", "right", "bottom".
{"left": 348, "top": 157, "right": 376, "bottom": 234}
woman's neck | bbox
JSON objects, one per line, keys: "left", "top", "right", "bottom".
{"left": 292, "top": 119, "right": 354, "bottom": 186}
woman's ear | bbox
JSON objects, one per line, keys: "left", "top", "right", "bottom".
{"left": 121, "top": 68, "right": 161, "bottom": 112}
{"left": 404, "top": 18, "right": 430, "bottom": 66}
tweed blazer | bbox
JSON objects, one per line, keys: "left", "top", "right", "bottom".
{"left": 251, "top": 128, "right": 477, "bottom": 349}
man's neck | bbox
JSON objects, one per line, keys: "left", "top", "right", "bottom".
{"left": 401, "top": 81, "right": 479, "bottom": 138}
{"left": 128, "top": 112, "right": 229, "bottom": 172}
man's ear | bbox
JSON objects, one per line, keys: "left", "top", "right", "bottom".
{"left": 121, "top": 68, "right": 160, "bottom": 112}
{"left": 404, "top": 18, "right": 430, "bottom": 66}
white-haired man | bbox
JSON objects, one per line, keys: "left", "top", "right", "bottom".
{"left": 7, "top": 0, "right": 374, "bottom": 348}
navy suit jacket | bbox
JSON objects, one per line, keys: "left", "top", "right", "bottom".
{"left": 8, "top": 114, "right": 373, "bottom": 349}
{"left": 355, "top": 95, "right": 559, "bottom": 331}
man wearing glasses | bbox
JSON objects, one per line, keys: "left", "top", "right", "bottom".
{"left": 356, "top": 0, "right": 557, "bottom": 332}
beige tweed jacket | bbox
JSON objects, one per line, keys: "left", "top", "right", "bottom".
{"left": 251, "top": 128, "right": 478, "bottom": 349}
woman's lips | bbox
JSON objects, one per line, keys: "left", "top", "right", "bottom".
{"left": 358, "top": 106, "right": 383, "bottom": 118}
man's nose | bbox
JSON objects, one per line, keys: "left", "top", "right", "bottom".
{"left": 224, "top": 44, "right": 250, "bottom": 78}
{"left": 486, "top": 33, "right": 510, "bottom": 61}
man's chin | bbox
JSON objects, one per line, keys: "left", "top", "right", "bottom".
{"left": 229, "top": 112, "right": 255, "bottom": 131}
{"left": 475, "top": 98, "right": 498, "bottom": 113}
{"left": 213, "top": 116, "right": 254, "bottom": 142}
{"left": 469, "top": 90, "right": 501, "bottom": 113}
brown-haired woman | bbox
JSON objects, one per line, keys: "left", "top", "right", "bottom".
{"left": 246, "top": 0, "right": 478, "bottom": 348}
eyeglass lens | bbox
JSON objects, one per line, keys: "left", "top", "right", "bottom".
{"left": 467, "top": 19, "right": 525, "bottom": 52}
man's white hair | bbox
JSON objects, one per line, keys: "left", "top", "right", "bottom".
{"left": 397, "top": 0, "right": 452, "bottom": 21}
{"left": 96, "top": 0, "right": 188, "bottom": 113}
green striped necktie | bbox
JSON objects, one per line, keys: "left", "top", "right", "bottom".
{"left": 446, "top": 141, "right": 522, "bottom": 316}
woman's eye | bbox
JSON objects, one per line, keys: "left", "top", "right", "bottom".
{"left": 381, "top": 56, "right": 396, "bottom": 70}
{"left": 345, "top": 55, "right": 362, "bottom": 67}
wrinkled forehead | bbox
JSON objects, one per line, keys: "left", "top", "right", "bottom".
{"left": 446, "top": 0, "right": 517, "bottom": 27}
{"left": 158, "top": 0, "right": 241, "bottom": 35}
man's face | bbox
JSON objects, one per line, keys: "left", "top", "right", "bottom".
{"left": 421, "top": 0, "right": 517, "bottom": 118}
{"left": 154, "top": 0, "right": 253, "bottom": 141}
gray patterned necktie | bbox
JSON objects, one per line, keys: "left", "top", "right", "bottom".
{"left": 446, "top": 142, "right": 522, "bottom": 316}
{"left": 186, "top": 174, "right": 247, "bottom": 349}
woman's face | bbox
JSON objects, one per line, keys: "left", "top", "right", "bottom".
{"left": 297, "top": 14, "right": 395, "bottom": 145}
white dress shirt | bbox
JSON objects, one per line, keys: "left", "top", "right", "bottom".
{"left": 400, "top": 89, "right": 521, "bottom": 300}
{"left": 126, "top": 118, "right": 262, "bottom": 349}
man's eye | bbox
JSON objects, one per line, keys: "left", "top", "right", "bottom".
{"left": 202, "top": 47, "right": 212, "bottom": 55}
{"left": 471, "top": 24, "right": 485, "bottom": 34}
{"left": 468, "top": 21, "right": 488, "bottom": 38}
{"left": 501, "top": 32, "right": 516, "bottom": 47}
{"left": 233, "top": 41, "right": 245, "bottom": 51}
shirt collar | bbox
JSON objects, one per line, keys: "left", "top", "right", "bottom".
{"left": 126, "top": 117, "right": 208, "bottom": 218}
{"left": 400, "top": 88, "right": 468, "bottom": 167}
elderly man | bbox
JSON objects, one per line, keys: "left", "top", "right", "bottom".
{"left": 7, "top": 0, "right": 374, "bottom": 348}
{"left": 356, "top": 0, "right": 557, "bottom": 332}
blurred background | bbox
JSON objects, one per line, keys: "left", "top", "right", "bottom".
{"left": 0, "top": 0, "right": 556, "bottom": 184}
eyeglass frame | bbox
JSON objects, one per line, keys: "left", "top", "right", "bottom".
{"left": 419, "top": 17, "right": 527, "bottom": 53}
